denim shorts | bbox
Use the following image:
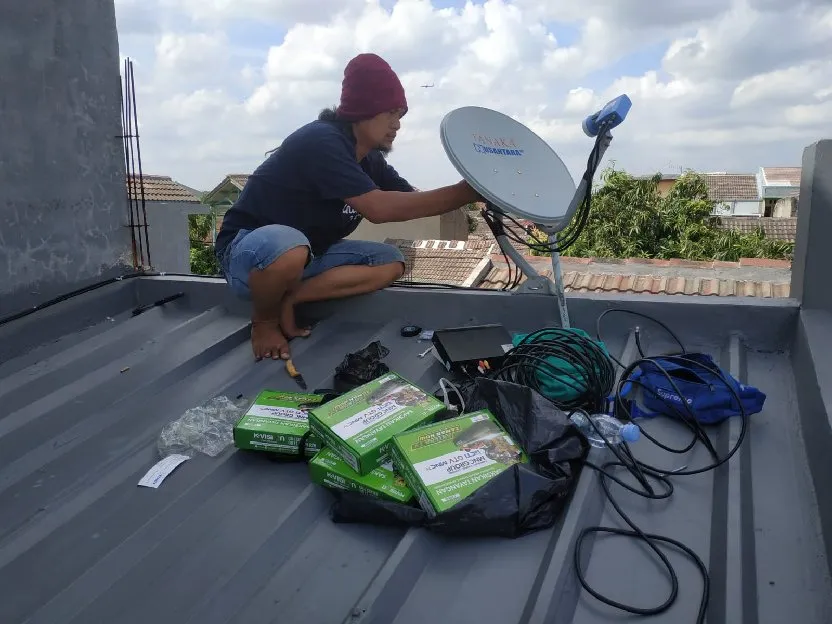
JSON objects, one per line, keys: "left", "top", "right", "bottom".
{"left": 218, "top": 224, "right": 406, "bottom": 299}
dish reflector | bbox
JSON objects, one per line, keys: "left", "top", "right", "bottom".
{"left": 440, "top": 106, "right": 577, "bottom": 226}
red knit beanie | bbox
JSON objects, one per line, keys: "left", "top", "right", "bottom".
{"left": 336, "top": 53, "right": 408, "bottom": 121}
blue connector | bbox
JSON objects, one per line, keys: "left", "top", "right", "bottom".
{"left": 582, "top": 94, "right": 632, "bottom": 137}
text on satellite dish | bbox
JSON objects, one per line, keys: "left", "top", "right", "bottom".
{"left": 472, "top": 134, "right": 524, "bottom": 157}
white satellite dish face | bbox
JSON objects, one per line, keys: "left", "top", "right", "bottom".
{"left": 440, "top": 106, "right": 577, "bottom": 227}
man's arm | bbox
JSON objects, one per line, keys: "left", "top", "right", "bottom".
{"left": 346, "top": 182, "right": 480, "bottom": 224}
{"left": 378, "top": 161, "right": 415, "bottom": 193}
{"left": 305, "top": 131, "right": 479, "bottom": 223}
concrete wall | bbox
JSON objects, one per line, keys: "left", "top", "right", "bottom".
{"left": 0, "top": 0, "right": 130, "bottom": 316}
{"left": 145, "top": 202, "right": 211, "bottom": 274}
{"left": 713, "top": 200, "right": 762, "bottom": 216}
{"left": 791, "top": 140, "right": 832, "bottom": 311}
{"left": 656, "top": 179, "right": 677, "bottom": 196}
{"left": 734, "top": 200, "right": 762, "bottom": 216}
{"left": 773, "top": 197, "right": 796, "bottom": 218}
{"left": 348, "top": 208, "right": 471, "bottom": 243}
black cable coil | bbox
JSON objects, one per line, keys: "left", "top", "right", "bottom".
{"left": 491, "top": 327, "right": 615, "bottom": 414}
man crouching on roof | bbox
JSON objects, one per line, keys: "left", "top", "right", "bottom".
{"left": 215, "top": 52, "right": 481, "bottom": 361}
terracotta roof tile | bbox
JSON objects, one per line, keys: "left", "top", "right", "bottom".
{"left": 468, "top": 214, "right": 530, "bottom": 252}
{"left": 703, "top": 174, "right": 759, "bottom": 201}
{"left": 384, "top": 237, "right": 494, "bottom": 252}
{"left": 717, "top": 216, "right": 797, "bottom": 243}
{"left": 227, "top": 174, "right": 250, "bottom": 190}
{"left": 478, "top": 267, "right": 790, "bottom": 298}
{"left": 126, "top": 174, "right": 201, "bottom": 203}
{"left": 204, "top": 174, "right": 251, "bottom": 204}
{"left": 762, "top": 167, "right": 801, "bottom": 186}
{"left": 385, "top": 238, "right": 492, "bottom": 286}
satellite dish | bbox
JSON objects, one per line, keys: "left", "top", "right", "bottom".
{"left": 439, "top": 106, "right": 576, "bottom": 227}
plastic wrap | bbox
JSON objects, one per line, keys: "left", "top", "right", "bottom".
{"left": 333, "top": 340, "right": 390, "bottom": 393}
{"left": 329, "top": 377, "right": 589, "bottom": 538}
{"left": 157, "top": 395, "right": 249, "bottom": 458}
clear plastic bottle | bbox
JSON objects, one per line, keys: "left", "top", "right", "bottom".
{"left": 570, "top": 412, "right": 640, "bottom": 448}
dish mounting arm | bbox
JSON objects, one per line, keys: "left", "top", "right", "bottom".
{"left": 495, "top": 130, "right": 615, "bottom": 328}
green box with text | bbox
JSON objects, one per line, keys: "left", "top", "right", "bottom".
{"left": 233, "top": 390, "right": 324, "bottom": 456}
{"left": 309, "top": 447, "right": 413, "bottom": 503}
{"left": 307, "top": 372, "right": 445, "bottom": 475}
{"left": 391, "top": 410, "right": 527, "bottom": 516}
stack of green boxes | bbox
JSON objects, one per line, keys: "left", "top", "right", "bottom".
{"left": 307, "top": 372, "right": 445, "bottom": 502}
{"left": 233, "top": 390, "right": 326, "bottom": 456}
{"left": 234, "top": 375, "right": 528, "bottom": 516}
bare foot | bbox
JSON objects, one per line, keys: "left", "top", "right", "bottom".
{"left": 278, "top": 296, "right": 312, "bottom": 339}
{"left": 251, "top": 321, "right": 290, "bottom": 361}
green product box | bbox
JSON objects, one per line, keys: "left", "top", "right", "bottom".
{"left": 233, "top": 390, "right": 325, "bottom": 456}
{"left": 307, "top": 372, "right": 445, "bottom": 475}
{"left": 391, "top": 410, "right": 527, "bottom": 516}
{"left": 308, "top": 447, "right": 413, "bottom": 504}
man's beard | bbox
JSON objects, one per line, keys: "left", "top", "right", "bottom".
{"left": 378, "top": 144, "right": 393, "bottom": 156}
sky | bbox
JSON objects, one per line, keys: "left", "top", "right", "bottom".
{"left": 114, "top": 0, "right": 832, "bottom": 194}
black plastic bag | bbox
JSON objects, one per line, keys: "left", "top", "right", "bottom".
{"left": 329, "top": 377, "right": 589, "bottom": 538}
{"left": 333, "top": 340, "right": 390, "bottom": 393}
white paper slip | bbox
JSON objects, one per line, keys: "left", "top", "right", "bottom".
{"left": 138, "top": 454, "right": 190, "bottom": 488}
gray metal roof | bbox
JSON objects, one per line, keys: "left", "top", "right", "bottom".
{"left": 1, "top": 277, "right": 830, "bottom": 624}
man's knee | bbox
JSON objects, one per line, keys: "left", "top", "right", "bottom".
{"left": 372, "top": 259, "right": 405, "bottom": 284}
{"left": 373, "top": 244, "right": 406, "bottom": 281}
{"left": 239, "top": 225, "right": 310, "bottom": 280}
{"left": 260, "top": 245, "right": 309, "bottom": 276}
{"left": 392, "top": 259, "right": 406, "bottom": 280}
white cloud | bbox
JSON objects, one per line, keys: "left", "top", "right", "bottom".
{"left": 113, "top": 0, "right": 830, "bottom": 196}
{"left": 155, "top": 31, "right": 230, "bottom": 79}
{"left": 564, "top": 88, "right": 595, "bottom": 114}
{"left": 163, "top": 0, "right": 367, "bottom": 26}
{"left": 663, "top": 1, "right": 832, "bottom": 82}
{"left": 731, "top": 62, "right": 832, "bottom": 108}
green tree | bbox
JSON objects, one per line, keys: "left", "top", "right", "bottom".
{"left": 530, "top": 168, "right": 793, "bottom": 262}
{"left": 189, "top": 212, "right": 221, "bottom": 275}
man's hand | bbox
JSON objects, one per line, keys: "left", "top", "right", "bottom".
{"left": 455, "top": 180, "right": 484, "bottom": 204}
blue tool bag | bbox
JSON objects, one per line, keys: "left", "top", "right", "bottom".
{"left": 619, "top": 353, "right": 766, "bottom": 425}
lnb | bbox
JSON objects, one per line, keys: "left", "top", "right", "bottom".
{"left": 582, "top": 94, "right": 632, "bottom": 138}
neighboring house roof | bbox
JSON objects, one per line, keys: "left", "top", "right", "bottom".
{"left": 227, "top": 174, "right": 250, "bottom": 190}
{"left": 203, "top": 174, "right": 251, "bottom": 205}
{"left": 126, "top": 174, "right": 201, "bottom": 203}
{"left": 717, "top": 216, "right": 798, "bottom": 243}
{"left": 761, "top": 167, "right": 801, "bottom": 187}
{"left": 478, "top": 254, "right": 792, "bottom": 298}
{"left": 469, "top": 213, "right": 531, "bottom": 252}
{"left": 180, "top": 183, "right": 204, "bottom": 197}
{"left": 385, "top": 238, "right": 493, "bottom": 286}
{"left": 635, "top": 173, "right": 681, "bottom": 182}
{"left": 703, "top": 174, "right": 759, "bottom": 201}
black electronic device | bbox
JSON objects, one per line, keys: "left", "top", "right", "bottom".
{"left": 431, "top": 324, "right": 513, "bottom": 373}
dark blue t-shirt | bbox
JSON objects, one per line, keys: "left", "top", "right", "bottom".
{"left": 215, "top": 119, "right": 413, "bottom": 257}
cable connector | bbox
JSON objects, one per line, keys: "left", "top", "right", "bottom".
{"left": 438, "top": 378, "right": 465, "bottom": 413}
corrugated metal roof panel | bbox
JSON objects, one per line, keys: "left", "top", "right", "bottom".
{"left": 0, "top": 279, "right": 829, "bottom": 624}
